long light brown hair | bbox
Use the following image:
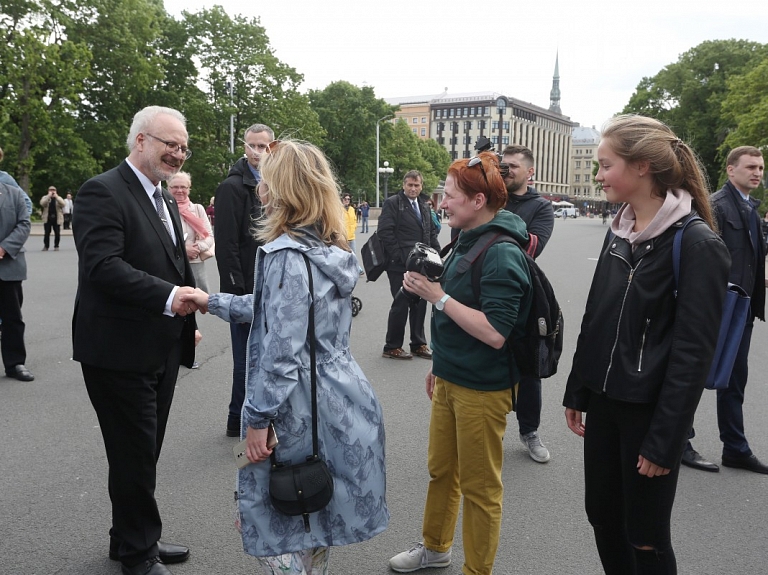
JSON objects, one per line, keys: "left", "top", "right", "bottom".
{"left": 601, "top": 114, "right": 715, "bottom": 229}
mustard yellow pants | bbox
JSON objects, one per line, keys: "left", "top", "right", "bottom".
{"left": 422, "top": 377, "right": 512, "bottom": 575}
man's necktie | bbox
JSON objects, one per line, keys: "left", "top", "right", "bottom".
{"left": 411, "top": 200, "right": 420, "bottom": 217}
{"left": 153, "top": 188, "right": 173, "bottom": 239}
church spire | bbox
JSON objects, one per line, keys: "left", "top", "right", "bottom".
{"left": 549, "top": 51, "right": 561, "bottom": 114}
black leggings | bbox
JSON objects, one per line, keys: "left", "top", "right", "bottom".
{"left": 584, "top": 392, "right": 680, "bottom": 575}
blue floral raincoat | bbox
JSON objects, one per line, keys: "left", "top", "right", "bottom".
{"left": 208, "top": 229, "right": 388, "bottom": 557}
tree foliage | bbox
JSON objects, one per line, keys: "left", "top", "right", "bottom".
{"left": 622, "top": 39, "right": 768, "bottom": 188}
{"left": 0, "top": 0, "right": 323, "bottom": 206}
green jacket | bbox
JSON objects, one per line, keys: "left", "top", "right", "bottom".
{"left": 431, "top": 210, "right": 532, "bottom": 391}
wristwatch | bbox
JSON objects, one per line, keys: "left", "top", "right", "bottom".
{"left": 434, "top": 294, "right": 451, "bottom": 311}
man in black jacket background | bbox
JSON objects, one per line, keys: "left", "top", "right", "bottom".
{"left": 501, "top": 145, "right": 555, "bottom": 464}
{"left": 684, "top": 146, "right": 767, "bottom": 474}
{"left": 214, "top": 123, "right": 273, "bottom": 437}
{"left": 378, "top": 170, "right": 440, "bottom": 360}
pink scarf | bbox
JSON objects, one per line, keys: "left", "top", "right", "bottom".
{"left": 176, "top": 196, "right": 210, "bottom": 239}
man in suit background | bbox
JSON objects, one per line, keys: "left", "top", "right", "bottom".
{"left": 73, "top": 106, "right": 198, "bottom": 575}
{"left": 0, "top": 181, "right": 33, "bottom": 382}
{"left": 378, "top": 170, "right": 441, "bottom": 360}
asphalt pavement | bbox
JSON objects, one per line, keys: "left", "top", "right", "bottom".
{"left": 1, "top": 218, "right": 766, "bottom": 574}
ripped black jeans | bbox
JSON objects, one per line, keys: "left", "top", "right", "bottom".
{"left": 584, "top": 392, "right": 680, "bottom": 575}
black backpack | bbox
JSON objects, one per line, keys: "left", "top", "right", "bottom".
{"left": 447, "top": 231, "right": 564, "bottom": 379}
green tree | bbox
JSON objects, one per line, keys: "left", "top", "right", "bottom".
{"left": 0, "top": 0, "right": 94, "bottom": 194}
{"left": 309, "top": 81, "right": 395, "bottom": 195}
{"left": 721, "top": 56, "right": 768, "bottom": 153}
{"left": 182, "top": 6, "right": 324, "bottom": 200}
{"left": 417, "top": 137, "right": 452, "bottom": 189}
{"left": 623, "top": 39, "right": 768, "bottom": 188}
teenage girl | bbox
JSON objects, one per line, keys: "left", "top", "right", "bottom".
{"left": 563, "top": 114, "right": 730, "bottom": 575}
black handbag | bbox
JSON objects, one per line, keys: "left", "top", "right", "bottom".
{"left": 361, "top": 230, "right": 388, "bottom": 281}
{"left": 268, "top": 253, "right": 334, "bottom": 532}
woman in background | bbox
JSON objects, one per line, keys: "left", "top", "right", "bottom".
{"left": 168, "top": 171, "right": 214, "bottom": 293}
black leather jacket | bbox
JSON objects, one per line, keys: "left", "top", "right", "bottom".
{"left": 563, "top": 215, "right": 730, "bottom": 468}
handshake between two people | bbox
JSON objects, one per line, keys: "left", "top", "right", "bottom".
{"left": 172, "top": 286, "right": 210, "bottom": 316}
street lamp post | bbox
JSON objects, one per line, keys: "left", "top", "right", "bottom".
{"left": 378, "top": 161, "right": 394, "bottom": 201}
{"left": 376, "top": 114, "right": 393, "bottom": 208}
{"left": 226, "top": 79, "right": 234, "bottom": 155}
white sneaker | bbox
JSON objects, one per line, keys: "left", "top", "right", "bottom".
{"left": 389, "top": 543, "right": 451, "bottom": 572}
{"left": 520, "top": 430, "right": 551, "bottom": 463}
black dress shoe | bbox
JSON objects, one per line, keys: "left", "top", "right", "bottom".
{"left": 6, "top": 364, "right": 34, "bottom": 381}
{"left": 722, "top": 453, "right": 768, "bottom": 474}
{"left": 681, "top": 447, "right": 719, "bottom": 472}
{"left": 121, "top": 557, "right": 172, "bottom": 575}
{"left": 111, "top": 541, "right": 189, "bottom": 564}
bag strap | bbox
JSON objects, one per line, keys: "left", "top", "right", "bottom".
{"left": 302, "top": 253, "right": 320, "bottom": 458}
{"left": 672, "top": 215, "right": 702, "bottom": 298}
{"left": 270, "top": 253, "right": 319, "bottom": 467}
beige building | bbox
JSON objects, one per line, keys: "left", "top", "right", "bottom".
{"left": 388, "top": 97, "right": 433, "bottom": 140}
{"left": 570, "top": 125, "right": 605, "bottom": 211}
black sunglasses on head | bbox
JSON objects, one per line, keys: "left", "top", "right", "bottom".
{"left": 468, "top": 156, "right": 490, "bottom": 187}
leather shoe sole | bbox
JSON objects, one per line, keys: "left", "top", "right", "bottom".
{"left": 722, "top": 453, "right": 768, "bottom": 474}
{"left": 680, "top": 448, "right": 719, "bottom": 472}
{"left": 111, "top": 541, "right": 189, "bottom": 564}
{"left": 6, "top": 364, "right": 34, "bottom": 381}
{"left": 382, "top": 348, "right": 413, "bottom": 360}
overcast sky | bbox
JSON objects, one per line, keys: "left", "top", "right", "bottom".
{"left": 164, "top": 0, "right": 768, "bottom": 130}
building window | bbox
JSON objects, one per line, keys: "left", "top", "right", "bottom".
{"left": 503, "top": 121, "right": 510, "bottom": 131}
{"left": 491, "top": 136, "right": 498, "bottom": 144}
{"left": 463, "top": 135, "right": 471, "bottom": 144}
{"left": 470, "top": 107, "right": 475, "bottom": 116}
{"left": 451, "top": 122, "right": 458, "bottom": 132}
{"left": 413, "top": 117, "right": 418, "bottom": 124}
{"left": 463, "top": 107, "right": 469, "bottom": 116}
{"left": 421, "top": 117, "right": 427, "bottom": 123}
{"left": 479, "top": 120, "right": 486, "bottom": 130}
{"left": 451, "top": 137, "right": 457, "bottom": 145}
{"left": 575, "top": 175, "right": 581, "bottom": 182}
{"left": 421, "top": 128, "right": 426, "bottom": 136}
{"left": 438, "top": 137, "right": 445, "bottom": 144}
{"left": 452, "top": 151, "right": 458, "bottom": 160}
{"left": 463, "top": 150, "right": 471, "bottom": 158}
{"left": 492, "top": 121, "right": 499, "bottom": 130}
{"left": 502, "top": 136, "right": 509, "bottom": 145}
{"left": 449, "top": 109, "right": 454, "bottom": 117}
{"left": 584, "top": 174, "right": 590, "bottom": 183}
{"left": 575, "top": 161, "right": 581, "bottom": 168}
{"left": 412, "top": 128, "right": 417, "bottom": 134}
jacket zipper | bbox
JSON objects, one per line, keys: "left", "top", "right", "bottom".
{"left": 603, "top": 252, "right": 642, "bottom": 392}
{"left": 637, "top": 318, "right": 650, "bottom": 372}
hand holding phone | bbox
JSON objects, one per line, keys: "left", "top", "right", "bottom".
{"left": 233, "top": 422, "right": 278, "bottom": 468}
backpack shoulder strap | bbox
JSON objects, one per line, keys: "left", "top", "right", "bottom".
{"left": 672, "top": 215, "right": 703, "bottom": 297}
{"left": 465, "top": 233, "right": 523, "bottom": 302}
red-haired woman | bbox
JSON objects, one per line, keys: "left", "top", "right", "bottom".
{"left": 389, "top": 151, "right": 532, "bottom": 575}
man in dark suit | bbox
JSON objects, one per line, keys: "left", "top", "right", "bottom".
{"left": 378, "top": 170, "right": 441, "bottom": 360}
{"left": 683, "top": 146, "right": 767, "bottom": 475}
{"left": 73, "top": 106, "right": 198, "bottom": 575}
{"left": 0, "top": 181, "right": 33, "bottom": 381}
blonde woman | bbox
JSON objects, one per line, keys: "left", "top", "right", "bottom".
{"left": 167, "top": 172, "right": 214, "bottom": 293}
{"left": 182, "top": 140, "right": 388, "bottom": 574}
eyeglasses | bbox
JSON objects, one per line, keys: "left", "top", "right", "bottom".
{"left": 468, "top": 156, "right": 489, "bottom": 187}
{"left": 146, "top": 133, "right": 192, "bottom": 159}
{"left": 168, "top": 185, "right": 190, "bottom": 190}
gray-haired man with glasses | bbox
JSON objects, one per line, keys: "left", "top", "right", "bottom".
{"left": 214, "top": 122, "right": 274, "bottom": 438}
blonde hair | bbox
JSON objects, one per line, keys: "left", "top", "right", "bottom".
{"left": 601, "top": 114, "right": 715, "bottom": 230}
{"left": 256, "top": 140, "right": 348, "bottom": 249}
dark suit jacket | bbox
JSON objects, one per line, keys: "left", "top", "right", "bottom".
{"left": 377, "top": 191, "right": 440, "bottom": 273}
{"left": 711, "top": 181, "right": 766, "bottom": 321}
{"left": 72, "top": 161, "right": 196, "bottom": 372}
